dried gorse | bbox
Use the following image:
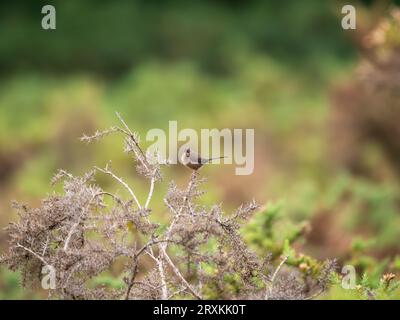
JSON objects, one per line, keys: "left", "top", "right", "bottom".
{"left": 1, "top": 113, "right": 336, "bottom": 300}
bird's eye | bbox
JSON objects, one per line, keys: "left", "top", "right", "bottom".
{"left": 186, "top": 149, "right": 190, "bottom": 156}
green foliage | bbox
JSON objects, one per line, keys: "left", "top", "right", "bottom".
{"left": 0, "top": 1, "right": 353, "bottom": 75}
{"left": 0, "top": 267, "right": 34, "bottom": 299}
{"left": 90, "top": 274, "right": 125, "bottom": 290}
{"left": 244, "top": 201, "right": 310, "bottom": 258}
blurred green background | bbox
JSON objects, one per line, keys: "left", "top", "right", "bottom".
{"left": 1, "top": 0, "right": 400, "bottom": 299}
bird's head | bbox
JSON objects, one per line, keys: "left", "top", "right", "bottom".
{"left": 180, "top": 147, "right": 191, "bottom": 165}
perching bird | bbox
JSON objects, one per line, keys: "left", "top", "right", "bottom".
{"left": 180, "top": 148, "right": 225, "bottom": 170}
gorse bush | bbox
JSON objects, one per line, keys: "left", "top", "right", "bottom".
{"left": 0, "top": 114, "right": 337, "bottom": 300}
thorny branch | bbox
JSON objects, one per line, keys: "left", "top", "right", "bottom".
{"left": 94, "top": 165, "right": 142, "bottom": 209}
{"left": 1, "top": 113, "right": 337, "bottom": 300}
{"left": 16, "top": 243, "right": 48, "bottom": 266}
{"left": 265, "top": 255, "right": 288, "bottom": 300}
{"left": 63, "top": 192, "right": 104, "bottom": 253}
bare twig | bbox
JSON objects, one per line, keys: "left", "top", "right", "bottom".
{"left": 265, "top": 255, "right": 288, "bottom": 300}
{"left": 41, "top": 235, "right": 50, "bottom": 256}
{"left": 17, "top": 243, "right": 48, "bottom": 266}
{"left": 145, "top": 177, "right": 155, "bottom": 209}
{"left": 160, "top": 246, "right": 202, "bottom": 300}
{"left": 157, "top": 255, "right": 168, "bottom": 299}
{"left": 167, "top": 287, "right": 187, "bottom": 300}
{"left": 124, "top": 239, "right": 176, "bottom": 300}
{"left": 63, "top": 193, "right": 103, "bottom": 253}
{"left": 95, "top": 166, "right": 142, "bottom": 209}
{"left": 115, "top": 112, "right": 150, "bottom": 172}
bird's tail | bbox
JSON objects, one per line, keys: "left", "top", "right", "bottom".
{"left": 207, "top": 156, "right": 226, "bottom": 163}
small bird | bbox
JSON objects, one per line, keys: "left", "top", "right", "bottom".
{"left": 180, "top": 148, "right": 225, "bottom": 170}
